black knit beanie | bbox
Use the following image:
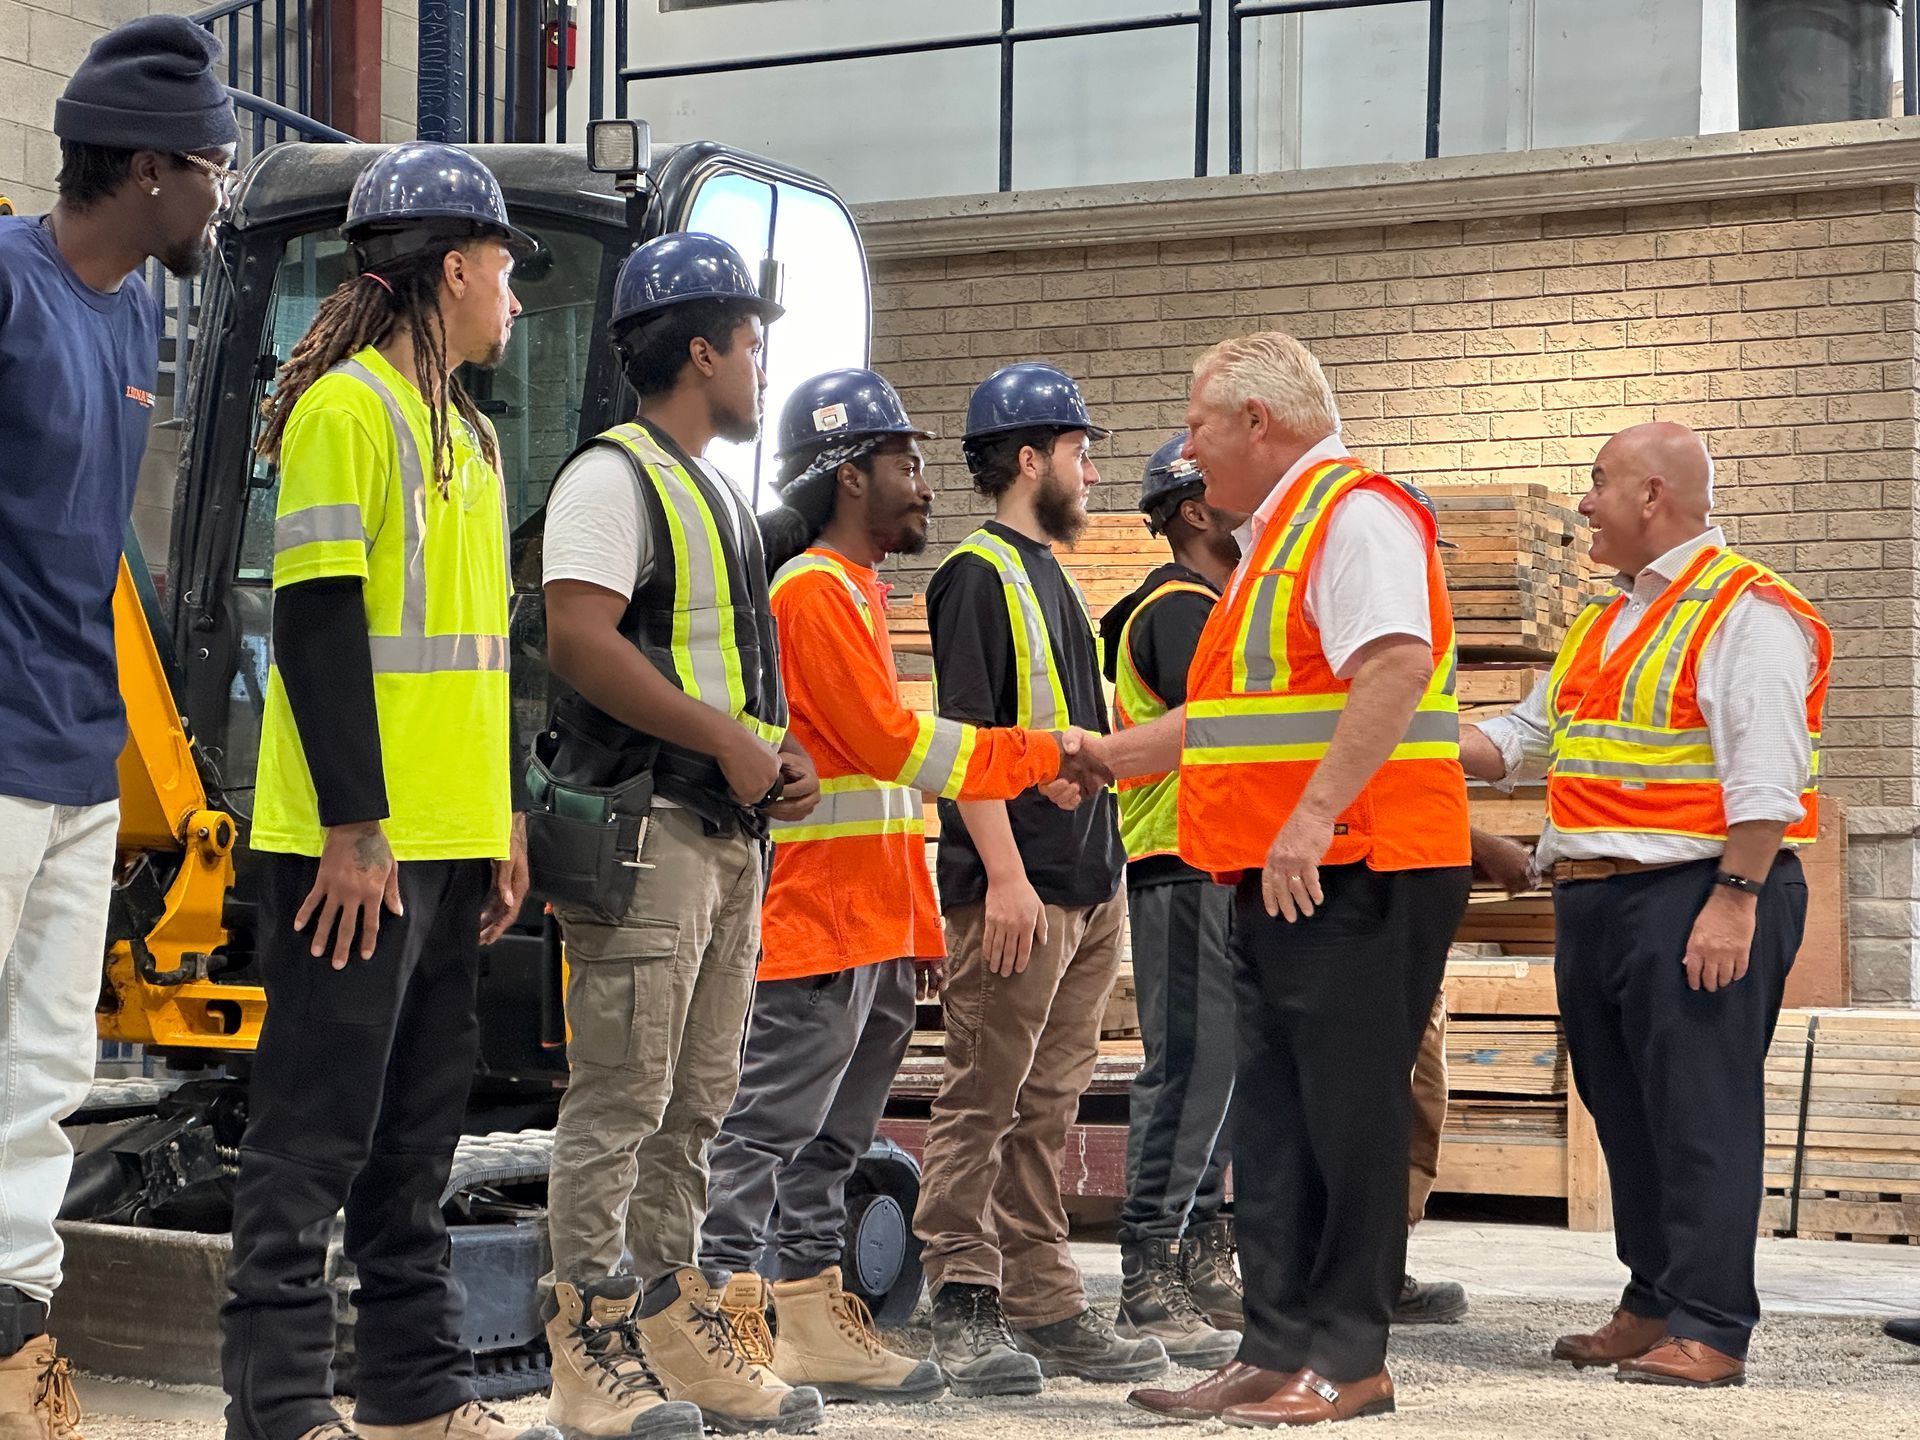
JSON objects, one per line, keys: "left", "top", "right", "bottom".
{"left": 53, "top": 15, "right": 238, "bottom": 153}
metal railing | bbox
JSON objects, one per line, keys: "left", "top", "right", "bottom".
{"left": 588, "top": 0, "right": 1445, "bottom": 190}
{"left": 191, "top": 0, "right": 338, "bottom": 161}
{"left": 140, "top": 6, "right": 355, "bottom": 426}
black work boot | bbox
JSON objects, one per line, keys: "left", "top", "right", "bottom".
{"left": 1116, "top": 1239, "right": 1241, "bottom": 1369}
{"left": 928, "top": 1283, "right": 1043, "bottom": 1398}
{"left": 1183, "top": 1218, "right": 1244, "bottom": 1331}
{"left": 1012, "top": 1306, "right": 1168, "bottom": 1384}
{"left": 1393, "top": 1273, "right": 1469, "bottom": 1325}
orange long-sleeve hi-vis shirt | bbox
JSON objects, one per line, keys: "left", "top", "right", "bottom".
{"left": 761, "top": 547, "right": 1063, "bottom": 981}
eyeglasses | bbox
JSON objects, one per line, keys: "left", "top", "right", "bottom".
{"left": 176, "top": 152, "right": 241, "bottom": 210}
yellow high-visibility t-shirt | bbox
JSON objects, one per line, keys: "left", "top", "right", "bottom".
{"left": 250, "top": 345, "right": 512, "bottom": 861}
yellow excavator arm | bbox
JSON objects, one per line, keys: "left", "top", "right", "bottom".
{"left": 99, "top": 556, "right": 263, "bottom": 1052}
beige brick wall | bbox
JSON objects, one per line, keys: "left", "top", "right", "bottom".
{"left": 866, "top": 159, "right": 1920, "bottom": 1002}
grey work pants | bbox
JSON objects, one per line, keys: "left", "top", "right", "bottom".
{"left": 700, "top": 957, "right": 918, "bottom": 1279}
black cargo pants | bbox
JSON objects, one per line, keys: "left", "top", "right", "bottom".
{"left": 220, "top": 854, "right": 488, "bottom": 1440}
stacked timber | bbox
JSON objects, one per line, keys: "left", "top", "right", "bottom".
{"left": 1763, "top": 1010, "right": 1920, "bottom": 1243}
{"left": 1426, "top": 483, "right": 1597, "bottom": 661}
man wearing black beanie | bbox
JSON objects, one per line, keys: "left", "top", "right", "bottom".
{"left": 0, "top": 16, "right": 235, "bottom": 1438}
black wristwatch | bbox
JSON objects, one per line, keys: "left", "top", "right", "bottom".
{"left": 1712, "top": 870, "right": 1763, "bottom": 898}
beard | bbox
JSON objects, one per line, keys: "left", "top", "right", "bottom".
{"left": 1033, "top": 461, "right": 1088, "bottom": 547}
{"left": 474, "top": 339, "right": 508, "bottom": 369}
{"left": 158, "top": 234, "right": 209, "bottom": 280}
{"left": 713, "top": 397, "right": 760, "bottom": 445}
{"left": 886, "top": 513, "right": 931, "bottom": 557}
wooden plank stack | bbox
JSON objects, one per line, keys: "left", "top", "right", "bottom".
{"left": 1763, "top": 1009, "right": 1920, "bottom": 1242}
{"left": 1445, "top": 1018, "right": 1568, "bottom": 1097}
{"left": 1425, "top": 483, "right": 1598, "bottom": 661}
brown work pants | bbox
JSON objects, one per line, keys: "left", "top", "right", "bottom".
{"left": 914, "top": 890, "right": 1127, "bottom": 1329}
{"left": 1407, "top": 987, "right": 1449, "bottom": 1229}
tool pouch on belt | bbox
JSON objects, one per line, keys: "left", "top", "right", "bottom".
{"left": 525, "top": 725, "right": 656, "bottom": 926}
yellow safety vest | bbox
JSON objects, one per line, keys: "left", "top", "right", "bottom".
{"left": 1113, "top": 578, "right": 1216, "bottom": 863}
{"left": 935, "top": 527, "right": 1095, "bottom": 728}
{"left": 253, "top": 347, "right": 511, "bottom": 860}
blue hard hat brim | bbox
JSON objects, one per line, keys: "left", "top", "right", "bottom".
{"left": 962, "top": 418, "right": 1112, "bottom": 444}
{"left": 613, "top": 290, "right": 786, "bottom": 331}
{"left": 345, "top": 212, "right": 540, "bottom": 263}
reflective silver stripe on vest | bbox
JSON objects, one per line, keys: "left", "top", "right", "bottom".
{"left": 274, "top": 502, "right": 366, "bottom": 554}
{"left": 902, "top": 715, "right": 968, "bottom": 793}
{"left": 1561, "top": 721, "right": 1711, "bottom": 748}
{"left": 330, "top": 358, "right": 506, "bottom": 674}
{"left": 768, "top": 781, "right": 920, "bottom": 834}
{"left": 1184, "top": 706, "right": 1459, "bottom": 751}
{"left": 1238, "top": 465, "right": 1354, "bottom": 693}
{"left": 959, "top": 533, "right": 1064, "bottom": 728}
{"left": 631, "top": 432, "right": 744, "bottom": 712}
{"left": 367, "top": 634, "right": 510, "bottom": 674}
{"left": 1550, "top": 758, "right": 1719, "bottom": 782}
{"left": 1618, "top": 577, "right": 1726, "bottom": 724}
{"left": 338, "top": 358, "right": 430, "bottom": 640}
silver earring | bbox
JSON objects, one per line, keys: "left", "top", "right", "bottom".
{"left": 150, "top": 187, "right": 161, "bottom": 196}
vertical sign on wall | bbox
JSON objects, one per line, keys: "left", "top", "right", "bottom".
{"left": 418, "top": 0, "right": 470, "bottom": 143}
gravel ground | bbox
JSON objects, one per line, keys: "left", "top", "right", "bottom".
{"left": 75, "top": 1297, "right": 1920, "bottom": 1440}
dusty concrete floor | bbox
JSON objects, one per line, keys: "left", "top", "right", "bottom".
{"left": 69, "top": 1223, "right": 1920, "bottom": 1439}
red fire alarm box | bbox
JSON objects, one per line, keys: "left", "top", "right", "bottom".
{"left": 545, "top": 6, "right": 576, "bottom": 71}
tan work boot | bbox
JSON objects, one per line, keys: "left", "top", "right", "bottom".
{"left": 0, "top": 1337, "right": 85, "bottom": 1440}
{"left": 543, "top": 1279, "right": 703, "bottom": 1439}
{"left": 635, "top": 1270, "right": 822, "bottom": 1434}
{"left": 296, "top": 1425, "right": 361, "bottom": 1440}
{"left": 715, "top": 1273, "right": 778, "bottom": 1370}
{"left": 769, "top": 1269, "right": 945, "bottom": 1404}
{"left": 356, "top": 1399, "right": 561, "bottom": 1439}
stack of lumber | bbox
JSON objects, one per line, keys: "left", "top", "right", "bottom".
{"left": 1763, "top": 1009, "right": 1920, "bottom": 1242}
{"left": 1445, "top": 1017, "right": 1568, "bottom": 1096}
{"left": 1425, "top": 483, "right": 1597, "bottom": 661}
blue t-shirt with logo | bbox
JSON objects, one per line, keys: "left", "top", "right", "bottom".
{"left": 0, "top": 215, "right": 162, "bottom": 806}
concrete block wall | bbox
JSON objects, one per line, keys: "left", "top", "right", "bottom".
{"left": 860, "top": 125, "right": 1920, "bottom": 1003}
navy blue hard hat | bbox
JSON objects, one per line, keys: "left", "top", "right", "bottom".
{"left": 962, "top": 362, "right": 1110, "bottom": 444}
{"left": 343, "top": 142, "right": 535, "bottom": 261}
{"left": 611, "top": 231, "right": 785, "bottom": 333}
{"left": 1139, "top": 431, "right": 1204, "bottom": 514}
{"left": 777, "top": 368, "right": 929, "bottom": 463}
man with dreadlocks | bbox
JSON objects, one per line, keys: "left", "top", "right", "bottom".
{"left": 219, "top": 143, "right": 556, "bottom": 1440}
{"left": 697, "top": 369, "right": 1106, "bottom": 1405}
{"left": 532, "top": 232, "right": 822, "bottom": 1438}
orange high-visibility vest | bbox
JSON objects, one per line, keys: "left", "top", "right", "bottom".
{"left": 1177, "top": 459, "right": 1471, "bottom": 877}
{"left": 1544, "top": 545, "right": 1831, "bottom": 843}
{"left": 760, "top": 548, "right": 1061, "bottom": 981}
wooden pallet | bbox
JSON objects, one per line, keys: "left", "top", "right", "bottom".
{"left": 1762, "top": 1009, "right": 1920, "bottom": 1240}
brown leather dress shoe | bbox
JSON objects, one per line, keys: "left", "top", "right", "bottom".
{"left": 1222, "top": 1368, "right": 1395, "bottom": 1428}
{"left": 1616, "top": 1337, "right": 1746, "bottom": 1387}
{"left": 1128, "top": 1361, "right": 1290, "bottom": 1419}
{"left": 1550, "top": 1307, "right": 1667, "bottom": 1368}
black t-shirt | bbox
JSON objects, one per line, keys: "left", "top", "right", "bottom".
{"left": 1100, "top": 561, "right": 1219, "bottom": 888}
{"left": 929, "top": 521, "right": 1126, "bottom": 910}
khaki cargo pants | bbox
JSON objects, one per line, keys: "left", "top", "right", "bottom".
{"left": 914, "top": 890, "right": 1127, "bottom": 1329}
{"left": 1407, "top": 987, "right": 1448, "bottom": 1229}
{"left": 546, "top": 804, "right": 764, "bottom": 1290}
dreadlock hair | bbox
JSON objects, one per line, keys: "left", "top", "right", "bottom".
{"left": 962, "top": 425, "right": 1067, "bottom": 500}
{"left": 256, "top": 239, "right": 498, "bottom": 496}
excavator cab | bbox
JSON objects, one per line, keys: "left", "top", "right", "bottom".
{"left": 63, "top": 138, "right": 917, "bottom": 1391}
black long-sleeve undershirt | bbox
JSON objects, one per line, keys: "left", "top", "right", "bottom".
{"left": 273, "top": 577, "right": 389, "bottom": 827}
